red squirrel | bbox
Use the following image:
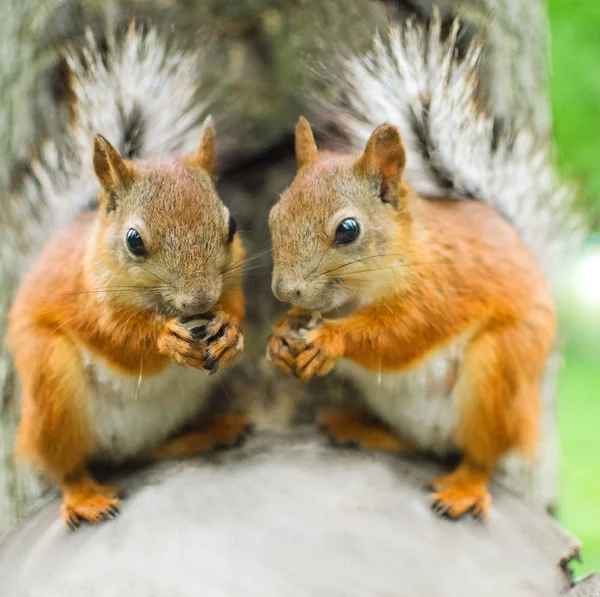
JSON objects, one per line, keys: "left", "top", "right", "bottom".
{"left": 8, "top": 119, "right": 249, "bottom": 528}
{"left": 266, "top": 116, "right": 556, "bottom": 519}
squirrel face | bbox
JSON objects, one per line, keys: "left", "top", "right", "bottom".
{"left": 89, "top": 119, "right": 236, "bottom": 317}
{"left": 269, "top": 117, "right": 413, "bottom": 314}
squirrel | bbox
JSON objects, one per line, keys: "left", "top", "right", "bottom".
{"left": 266, "top": 18, "right": 580, "bottom": 519}
{"left": 7, "top": 27, "right": 249, "bottom": 529}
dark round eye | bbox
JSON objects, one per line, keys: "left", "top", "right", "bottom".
{"left": 227, "top": 216, "right": 237, "bottom": 244}
{"left": 125, "top": 228, "right": 147, "bottom": 257}
{"left": 334, "top": 218, "right": 360, "bottom": 245}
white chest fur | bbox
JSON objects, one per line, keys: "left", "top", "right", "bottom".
{"left": 336, "top": 339, "right": 467, "bottom": 456}
{"left": 80, "top": 350, "right": 215, "bottom": 462}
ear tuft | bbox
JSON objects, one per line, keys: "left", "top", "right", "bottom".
{"left": 354, "top": 124, "right": 406, "bottom": 206}
{"left": 187, "top": 115, "right": 216, "bottom": 179}
{"left": 295, "top": 116, "right": 319, "bottom": 170}
{"left": 92, "top": 134, "right": 135, "bottom": 194}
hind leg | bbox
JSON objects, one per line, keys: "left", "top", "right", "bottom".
{"left": 61, "top": 472, "right": 121, "bottom": 529}
{"left": 15, "top": 333, "right": 119, "bottom": 528}
{"left": 317, "top": 409, "right": 418, "bottom": 453}
{"left": 150, "top": 413, "right": 253, "bottom": 459}
{"left": 430, "top": 318, "right": 549, "bottom": 519}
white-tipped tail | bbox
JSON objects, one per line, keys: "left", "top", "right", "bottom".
{"left": 334, "top": 15, "right": 583, "bottom": 285}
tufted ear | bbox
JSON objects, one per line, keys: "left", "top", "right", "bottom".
{"left": 295, "top": 116, "right": 319, "bottom": 170}
{"left": 354, "top": 124, "right": 406, "bottom": 206}
{"left": 187, "top": 115, "right": 216, "bottom": 179}
{"left": 92, "top": 134, "right": 136, "bottom": 195}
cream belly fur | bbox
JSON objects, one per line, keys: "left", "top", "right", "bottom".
{"left": 80, "top": 349, "right": 215, "bottom": 462}
{"left": 336, "top": 338, "right": 468, "bottom": 457}
{"left": 335, "top": 337, "right": 540, "bottom": 501}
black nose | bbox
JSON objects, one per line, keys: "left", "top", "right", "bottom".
{"left": 272, "top": 277, "right": 302, "bottom": 302}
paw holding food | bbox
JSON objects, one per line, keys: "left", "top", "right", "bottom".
{"left": 161, "top": 311, "right": 243, "bottom": 374}
{"left": 197, "top": 312, "right": 244, "bottom": 373}
{"left": 292, "top": 326, "right": 338, "bottom": 380}
{"left": 266, "top": 312, "right": 318, "bottom": 373}
{"left": 267, "top": 312, "right": 339, "bottom": 379}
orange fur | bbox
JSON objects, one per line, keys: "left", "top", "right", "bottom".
{"left": 150, "top": 413, "right": 252, "bottom": 459}
{"left": 9, "top": 127, "right": 246, "bottom": 527}
{"left": 317, "top": 409, "right": 418, "bottom": 453}
{"left": 268, "top": 119, "right": 556, "bottom": 519}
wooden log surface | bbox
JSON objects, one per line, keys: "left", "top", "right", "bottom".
{"left": 0, "top": 428, "right": 581, "bottom": 597}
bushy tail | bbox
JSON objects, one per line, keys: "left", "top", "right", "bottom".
{"left": 330, "top": 15, "right": 583, "bottom": 285}
{"left": 1, "top": 23, "right": 212, "bottom": 291}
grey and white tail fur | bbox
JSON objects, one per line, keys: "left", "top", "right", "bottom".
{"left": 331, "top": 15, "right": 583, "bottom": 284}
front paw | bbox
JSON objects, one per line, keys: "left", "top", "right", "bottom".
{"left": 200, "top": 314, "right": 244, "bottom": 374}
{"left": 293, "top": 328, "right": 339, "bottom": 380}
{"left": 158, "top": 319, "right": 207, "bottom": 369}
{"left": 266, "top": 328, "right": 301, "bottom": 374}
{"left": 266, "top": 312, "right": 320, "bottom": 374}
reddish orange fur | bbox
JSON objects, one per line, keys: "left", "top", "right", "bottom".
{"left": 150, "top": 413, "right": 252, "bottom": 459}
{"left": 268, "top": 120, "right": 556, "bottom": 519}
{"left": 9, "top": 128, "right": 245, "bottom": 527}
{"left": 317, "top": 409, "right": 418, "bottom": 453}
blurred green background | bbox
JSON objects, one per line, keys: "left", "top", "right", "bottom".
{"left": 549, "top": 0, "right": 600, "bottom": 576}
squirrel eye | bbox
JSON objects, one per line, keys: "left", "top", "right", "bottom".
{"left": 227, "top": 216, "right": 237, "bottom": 244}
{"left": 125, "top": 228, "right": 147, "bottom": 257}
{"left": 334, "top": 218, "right": 360, "bottom": 245}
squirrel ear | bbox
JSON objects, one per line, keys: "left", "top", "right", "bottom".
{"left": 354, "top": 125, "right": 406, "bottom": 206}
{"left": 187, "top": 115, "right": 216, "bottom": 179}
{"left": 295, "top": 116, "right": 319, "bottom": 170}
{"left": 92, "top": 135, "right": 135, "bottom": 193}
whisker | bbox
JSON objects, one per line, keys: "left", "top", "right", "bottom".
{"left": 225, "top": 246, "right": 272, "bottom": 274}
{"left": 48, "top": 313, "right": 86, "bottom": 336}
{"left": 136, "top": 263, "right": 171, "bottom": 285}
{"left": 85, "top": 295, "right": 154, "bottom": 339}
{"left": 316, "top": 252, "right": 408, "bottom": 277}
{"left": 307, "top": 244, "right": 331, "bottom": 279}
{"left": 25, "top": 286, "right": 169, "bottom": 304}
{"left": 339, "top": 285, "right": 399, "bottom": 322}
{"left": 326, "top": 264, "right": 402, "bottom": 277}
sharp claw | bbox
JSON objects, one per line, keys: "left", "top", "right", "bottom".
{"left": 190, "top": 325, "right": 207, "bottom": 339}
{"left": 203, "top": 357, "right": 217, "bottom": 372}
{"left": 207, "top": 326, "right": 227, "bottom": 344}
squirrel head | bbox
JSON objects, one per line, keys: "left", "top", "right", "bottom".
{"left": 89, "top": 117, "right": 239, "bottom": 317}
{"left": 269, "top": 117, "right": 414, "bottom": 314}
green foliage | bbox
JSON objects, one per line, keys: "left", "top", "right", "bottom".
{"left": 558, "top": 349, "right": 600, "bottom": 576}
{"left": 548, "top": 0, "right": 600, "bottom": 226}
{"left": 548, "top": 0, "right": 600, "bottom": 574}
